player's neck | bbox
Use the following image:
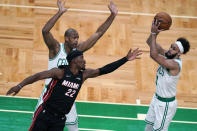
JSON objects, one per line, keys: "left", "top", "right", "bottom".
{"left": 69, "top": 65, "right": 80, "bottom": 76}
{"left": 64, "top": 42, "right": 72, "bottom": 54}
{"left": 174, "top": 55, "right": 180, "bottom": 59}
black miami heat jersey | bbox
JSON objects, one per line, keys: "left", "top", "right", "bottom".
{"left": 42, "top": 65, "right": 83, "bottom": 115}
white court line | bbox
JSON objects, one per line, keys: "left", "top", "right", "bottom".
{"left": 78, "top": 100, "right": 197, "bottom": 110}
{"left": 78, "top": 114, "right": 138, "bottom": 121}
{"left": 0, "top": 109, "right": 34, "bottom": 114}
{"left": 79, "top": 128, "right": 115, "bottom": 131}
{"left": 0, "top": 95, "right": 38, "bottom": 99}
{"left": 0, "top": 4, "right": 197, "bottom": 19}
{"left": 1, "top": 95, "right": 197, "bottom": 110}
{"left": 0, "top": 109, "right": 197, "bottom": 124}
{"left": 171, "top": 120, "right": 197, "bottom": 124}
{"left": 0, "top": 110, "right": 114, "bottom": 131}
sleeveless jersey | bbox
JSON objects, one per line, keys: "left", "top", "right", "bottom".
{"left": 45, "top": 43, "right": 68, "bottom": 85}
{"left": 43, "top": 66, "right": 83, "bottom": 115}
{"left": 155, "top": 59, "right": 182, "bottom": 98}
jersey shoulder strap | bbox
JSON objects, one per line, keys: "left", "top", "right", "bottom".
{"left": 174, "top": 58, "right": 182, "bottom": 71}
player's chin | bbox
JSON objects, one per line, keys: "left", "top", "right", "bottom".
{"left": 81, "top": 65, "right": 86, "bottom": 70}
{"left": 166, "top": 51, "right": 171, "bottom": 56}
{"left": 73, "top": 43, "right": 78, "bottom": 48}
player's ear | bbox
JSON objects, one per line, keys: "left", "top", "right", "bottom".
{"left": 177, "top": 51, "right": 181, "bottom": 57}
{"left": 65, "top": 36, "right": 69, "bottom": 41}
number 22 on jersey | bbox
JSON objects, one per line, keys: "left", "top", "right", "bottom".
{"left": 65, "top": 89, "right": 76, "bottom": 97}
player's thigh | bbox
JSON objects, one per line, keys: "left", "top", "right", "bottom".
{"left": 145, "top": 124, "right": 153, "bottom": 131}
{"left": 48, "top": 119, "right": 65, "bottom": 131}
{"left": 66, "top": 123, "right": 79, "bottom": 131}
{"left": 29, "top": 112, "right": 48, "bottom": 131}
{"left": 30, "top": 120, "right": 48, "bottom": 131}
{"left": 66, "top": 103, "right": 78, "bottom": 124}
{"left": 145, "top": 96, "right": 156, "bottom": 124}
{"left": 161, "top": 100, "right": 177, "bottom": 131}
{"left": 153, "top": 100, "right": 177, "bottom": 131}
{"left": 48, "top": 124, "right": 65, "bottom": 131}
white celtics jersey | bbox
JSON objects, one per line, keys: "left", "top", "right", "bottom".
{"left": 45, "top": 43, "right": 68, "bottom": 85}
{"left": 155, "top": 58, "right": 182, "bottom": 98}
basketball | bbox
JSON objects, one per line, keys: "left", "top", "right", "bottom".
{"left": 154, "top": 12, "right": 172, "bottom": 30}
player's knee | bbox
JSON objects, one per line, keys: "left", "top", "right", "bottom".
{"left": 145, "top": 124, "right": 153, "bottom": 131}
{"left": 66, "top": 124, "right": 78, "bottom": 131}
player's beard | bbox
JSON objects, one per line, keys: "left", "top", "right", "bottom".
{"left": 165, "top": 52, "right": 177, "bottom": 59}
{"left": 80, "top": 64, "right": 86, "bottom": 71}
{"left": 81, "top": 67, "right": 85, "bottom": 71}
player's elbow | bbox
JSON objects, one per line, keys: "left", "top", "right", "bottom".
{"left": 146, "top": 39, "right": 149, "bottom": 44}
{"left": 150, "top": 51, "right": 157, "bottom": 59}
{"left": 146, "top": 39, "right": 151, "bottom": 46}
{"left": 95, "top": 30, "right": 103, "bottom": 38}
{"left": 42, "top": 28, "right": 49, "bottom": 35}
{"left": 146, "top": 38, "right": 149, "bottom": 43}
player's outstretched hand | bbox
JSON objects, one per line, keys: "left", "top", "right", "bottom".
{"left": 126, "top": 48, "right": 142, "bottom": 61}
{"left": 57, "top": 0, "right": 69, "bottom": 14}
{"left": 6, "top": 86, "right": 21, "bottom": 96}
{"left": 108, "top": 0, "right": 118, "bottom": 16}
{"left": 151, "top": 19, "right": 165, "bottom": 35}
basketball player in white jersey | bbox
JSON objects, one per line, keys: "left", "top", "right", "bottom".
{"left": 35, "top": 0, "right": 118, "bottom": 130}
{"left": 145, "top": 19, "right": 190, "bottom": 131}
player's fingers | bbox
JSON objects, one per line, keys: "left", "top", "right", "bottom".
{"left": 6, "top": 92, "right": 9, "bottom": 95}
{"left": 152, "top": 20, "right": 154, "bottom": 24}
{"left": 58, "top": 0, "right": 61, "bottom": 4}
{"left": 134, "top": 48, "right": 139, "bottom": 52}
{"left": 13, "top": 92, "right": 18, "bottom": 96}
{"left": 134, "top": 48, "right": 141, "bottom": 54}
{"left": 137, "top": 52, "right": 143, "bottom": 56}
{"left": 6, "top": 90, "right": 12, "bottom": 95}
{"left": 156, "top": 22, "right": 161, "bottom": 28}
{"left": 135, "top": 51, "right": 140, "bottom": 55}
{"left": 135, "top": 57, "right": 141, "bottom": 59}
{"left": 128, "top": 48, "right": 132, "bottom": 53}
{"left": 158, "top": 29, "right": 164, "bottom": 31}
{"left": 63, "top": 1, "right": 65, "bottom": 6}
{"left": 152, "top": 20, "right": 155, "bottom": 27}
{"left": 154, "top": 19, "right": 158, "bottom": 25}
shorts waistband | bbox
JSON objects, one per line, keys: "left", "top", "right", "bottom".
{"left": 155, "top": 93, "right": 175, "bottom": 102}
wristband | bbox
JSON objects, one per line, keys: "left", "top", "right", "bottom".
{"left": 18, "top": 84, "right": 22, "bottom": 89}
{"left": 151, "top": 32, "right": 157, "bottom": 35}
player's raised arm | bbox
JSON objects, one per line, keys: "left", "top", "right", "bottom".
{"left": 6, "top": 68, "right": 64, "bottom": 96}
{"left": 146, "top": 33, "right": 166, "bottom": 56}
{"left": 146, "top": 19, "right": 166, "bottom": 56}
{"left": 77, "top": 0, "right": 118, "bottom": 52}
{"left": 42, "top": 0, "right": 69, "bottom": 57}
{"left": 82, "top": 48, "right": 142, "bottom": 81}
{"left": 150, "top": 19, "right": 179, "bottom": 71}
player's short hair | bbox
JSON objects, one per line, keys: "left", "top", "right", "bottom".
{"left": 66, "top": 50, "right": 83, "bottom": 63}
{"left": 64, "top": 28, "right": 77, "bottom": 37}
{"left": 177, "top": 37, "right": 190, "bottom": 54}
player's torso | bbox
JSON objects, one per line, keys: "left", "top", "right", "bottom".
{"left": 46, "top": 43, "right": 68, "bottom": 85}
{"left": 44, "top": 66, "right": 83, "bottom": 115}
{"left": 155, "top": 59, "right": 182, "bottom": 98}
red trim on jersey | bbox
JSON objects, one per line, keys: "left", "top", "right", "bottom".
{"left": 42, "top": 79, "right": 54, "bottom": 99}
{"left": 29, "top": 105, "right": 43, "bottom": 131}
{"left": 29, "top": 80, "right": 57, "bottom": 131}
{"left": 43, "top": 79, "right": 57, "bottom": 103}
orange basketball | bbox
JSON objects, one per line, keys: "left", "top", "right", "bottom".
{"left": 154, "top": 12, "right": 172, "bottom": 30}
